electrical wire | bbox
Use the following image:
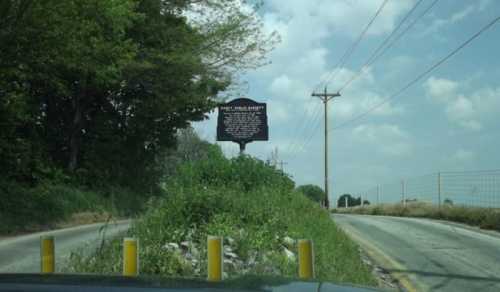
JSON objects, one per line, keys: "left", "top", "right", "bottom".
{"left": 286, "top": 101, "right": 322, "bottom": 155}
{"left": 314, "top": 0, "right": 390, "bottom": 92}
{"left": 285, "top": 0, "right": 392, "bottom": 158}
{"left": 290, "top": 103, "right": 324, "bottom": 154}
{"left": 338, "top": 0, "right": 439, "bottom": 92}
{"left": 297, "top": 114, "right": 323, "bottom": 153}
{"left": 331, "top": 14, "right": 500, "bottom": 132}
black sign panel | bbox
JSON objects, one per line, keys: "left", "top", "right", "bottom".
{"left": 216, "top": 98, "right": 268, "bottom": 142}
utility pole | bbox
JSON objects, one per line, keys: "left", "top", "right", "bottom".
{"left": 401, "top": 179, "right": 406, "bottom": 207}
{"left": 277, "top": 160, "right": 288, "bottom": 172}
{"left": 312, "top": 87, "right": 340, "bottom": 210}
{"left": 437, "top": 172, "right": 442, "bottom": 209}
{"left": 377, "top": 185, "right": 380, "bottom": 205}
{"left": 269, "top": 147, "right": 287, "bottom": 172}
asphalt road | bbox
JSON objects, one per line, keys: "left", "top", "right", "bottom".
{"left": 333, "top": 214, "right": 500, "bottom": 292}
{"left": 0, "top": 220, "right": 130, "bottom": 273}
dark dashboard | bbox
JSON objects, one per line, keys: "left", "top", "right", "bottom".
{"left": 0, "top": 274, "right": 381, "bottom": 292}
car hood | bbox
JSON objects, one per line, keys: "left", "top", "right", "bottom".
{"left": 0, "top": 274, "right": 381, "bottom": 292}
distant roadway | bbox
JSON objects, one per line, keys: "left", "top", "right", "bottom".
{"left": 333, "top": 214, "right": 500, "bottom": 292}
{"left": 0, "top": 220, "right": 130, "bottom": 273}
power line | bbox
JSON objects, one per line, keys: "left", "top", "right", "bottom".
{"left": 295, "top": 106, "right": 324, "bottom": 153}
{"left": 331, "top": 14, "right": 500, "bottom": 132}
{"left": 286, "top": 0, "right": 391, "bottom": 158}
{"left": 286, "top": 101, "right": 322, "bottom": 156}
{"left": 283, "top": 97, "right": 318, "bottom": 156}
{"left": 338, "top": 0, "right": 439, "bottom": 92}
{"left": 315, "top": 0, "right": 390, "bottom": 92}
{"left": 292, "top": 107, "right": 323, "bottom": 155}
{"left": 288, "top": 91, "right": 337, "bottom": 156}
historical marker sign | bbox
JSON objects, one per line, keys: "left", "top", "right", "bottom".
{"left": 216, "top": 98, "right": 268, "bottom": 150}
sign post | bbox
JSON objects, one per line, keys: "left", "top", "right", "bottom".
{"left": 216, "top": 98, "right": 268, "bottom": 154}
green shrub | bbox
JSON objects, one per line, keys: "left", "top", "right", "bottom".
{"left": 296, "top": 184, "right": 325, "bottom": 203}
{"left": 0, "top": 180, "right": 112, "bottom": 233}
{"left": 480, "top": 211, "right": 500, "bottom": 230}
{"left": 66, "top": 153, "right": 376, "bottom": 286}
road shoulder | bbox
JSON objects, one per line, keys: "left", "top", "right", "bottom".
{"left": 333, "top": 214, "right": 423, "bottom": 292}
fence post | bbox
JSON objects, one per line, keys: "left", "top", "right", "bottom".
{"left": 344, "top": 196, "right": 348, "bottom": 208}
{"left": 123, "top": 238, "right": 139, "bottom": 276}
{"left": 361, "top": 193, "right": 364, "bottom": 207}
{"left": 298, "top": 239, "right": 315, "bottom": 279}
{"left": 402, "top": 180, "right": 406, "bottom": 207}
{"left": 40, "top": 236, "right": 55, "bottom": 274}
{"left": 438, "top": 172, "right": 442, "bottom": 208}
{"left": 207, "top": 236, "right": 223, "bottom": 282}
{"left": 377, "top": 185, "right": 380, "bottom": 205}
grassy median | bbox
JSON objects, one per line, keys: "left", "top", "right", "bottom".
{"left": 66, "top": 148, "right": 376, "bottom": 286}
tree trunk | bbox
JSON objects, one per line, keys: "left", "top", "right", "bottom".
{"left": 68, "top": 79, "right": 86, "bottom": 172}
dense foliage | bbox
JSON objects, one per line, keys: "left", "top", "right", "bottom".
{"left": 0, "top": 181, "right": 103, "bottom": 233}
{"left": 337, "top": 194, "right": 370, "bottom": 208}
{"left": 0, "top": 0, "right": 276, "bottom": 231}
{"left": 0, "top": 0, "right": 275, "bottom": 188}
{"left": 68, "top": 148, "right": 376, "bottom": 285}
{"left": 296, "top": 184, "right": 325, "bottom": 203}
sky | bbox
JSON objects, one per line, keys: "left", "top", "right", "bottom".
{"left": 192, "top": 0, "right": 500, "bottom": 203}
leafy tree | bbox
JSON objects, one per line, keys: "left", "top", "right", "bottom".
{"left": 337, "top": 194, "right": 370, "bottom": 207}
{"left": 162, "top": 127, "right": 218, "bottom": 179}
{"left": 0, "top": 0, "right": 278, "bottom": 192}
{"left": 296, "top": 184, "right": 325, "bottom": 203}
{"left": 0, "top": 0, "right": 139, "bottom": 181}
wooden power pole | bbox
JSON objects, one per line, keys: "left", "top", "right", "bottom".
{"left": 312, "top": 87, "right": 340, "bottom": 209}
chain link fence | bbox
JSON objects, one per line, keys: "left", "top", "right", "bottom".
{"left": 350, "top": 169, "right": 500, "bottom": 208}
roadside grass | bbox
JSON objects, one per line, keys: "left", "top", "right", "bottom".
{"left": 0, "top": 180, "right": 145, "bottom": 234}
{"left": 333, "top": 202, "right": 500, "bottom": 232}
{"left": 66, "top": 150, "right": 377, "bottom": 286}
{"left": 53, "top": 211, "right": 114, "bottom": 229}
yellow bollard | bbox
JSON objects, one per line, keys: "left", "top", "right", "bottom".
{"left": 40, "top": 236, "right": 55, "bottom": 273}
{"left": 298, "top": 239, "right": 314, "bottom": 279}
{"left": 123, "top": 238, "right": 139, "bottom": 276}
{"left": 207, "top": 236, "right": 223, "bottom": 282}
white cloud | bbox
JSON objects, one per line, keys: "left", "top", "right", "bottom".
{"left": 383, "top": 55, "right": 418, "bottom": 81}
{"left": 450, "top": 5, "right": 475, "bottom": 22}
{"left": 268, "top": 0, "right": 414, "bottom": 38}
{"left": 258, "top": 0, "right": 414, "bottom": 88}
{"left": 452, "top": 149, "right": 475, "bottom": 161}
{"left": 190, "top": 0, "right": 500, "bottom": 196}
{"left": 445, "top": 96, "right": 474, "bottom": 121}
{"left": 478, "top": 0, "right": 493, "bottom": 12}
{"left": 270, "top": 75, "right": 292, "bottom": 94}
{"left": 328, "top": 67, "right": 403, "bottom": 120}
{"left": 420, "top": 3, "right": 486, "bottom": 38}
{"left": 269, "top": 75, "right": 312, "bottom": 103}
{"left": 424, "top": 76, "right": 459, "bottom": 103}
{"left": 352, "top": 124, "right": 412, "bottom": 156}
{"left": 470, "top": 87, "right": 500, "bottom": 115}
{"left": 266, "top": 99, "right": 290, "bottom": 123}
{"left": 323, "top": 67, "right": 375, "bottom": 89}
{"left": 458, "top": 120, "right": 482, "bottom": 132}
{"left": 247, "top": 0, "right": 415, "bottom": 140}
{"left": 424, "top": 76, "right": 500, "bottom": 132}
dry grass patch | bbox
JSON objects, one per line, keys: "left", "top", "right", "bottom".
{"left": 334, "top": 203, "right": 500, "bottom": 232}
